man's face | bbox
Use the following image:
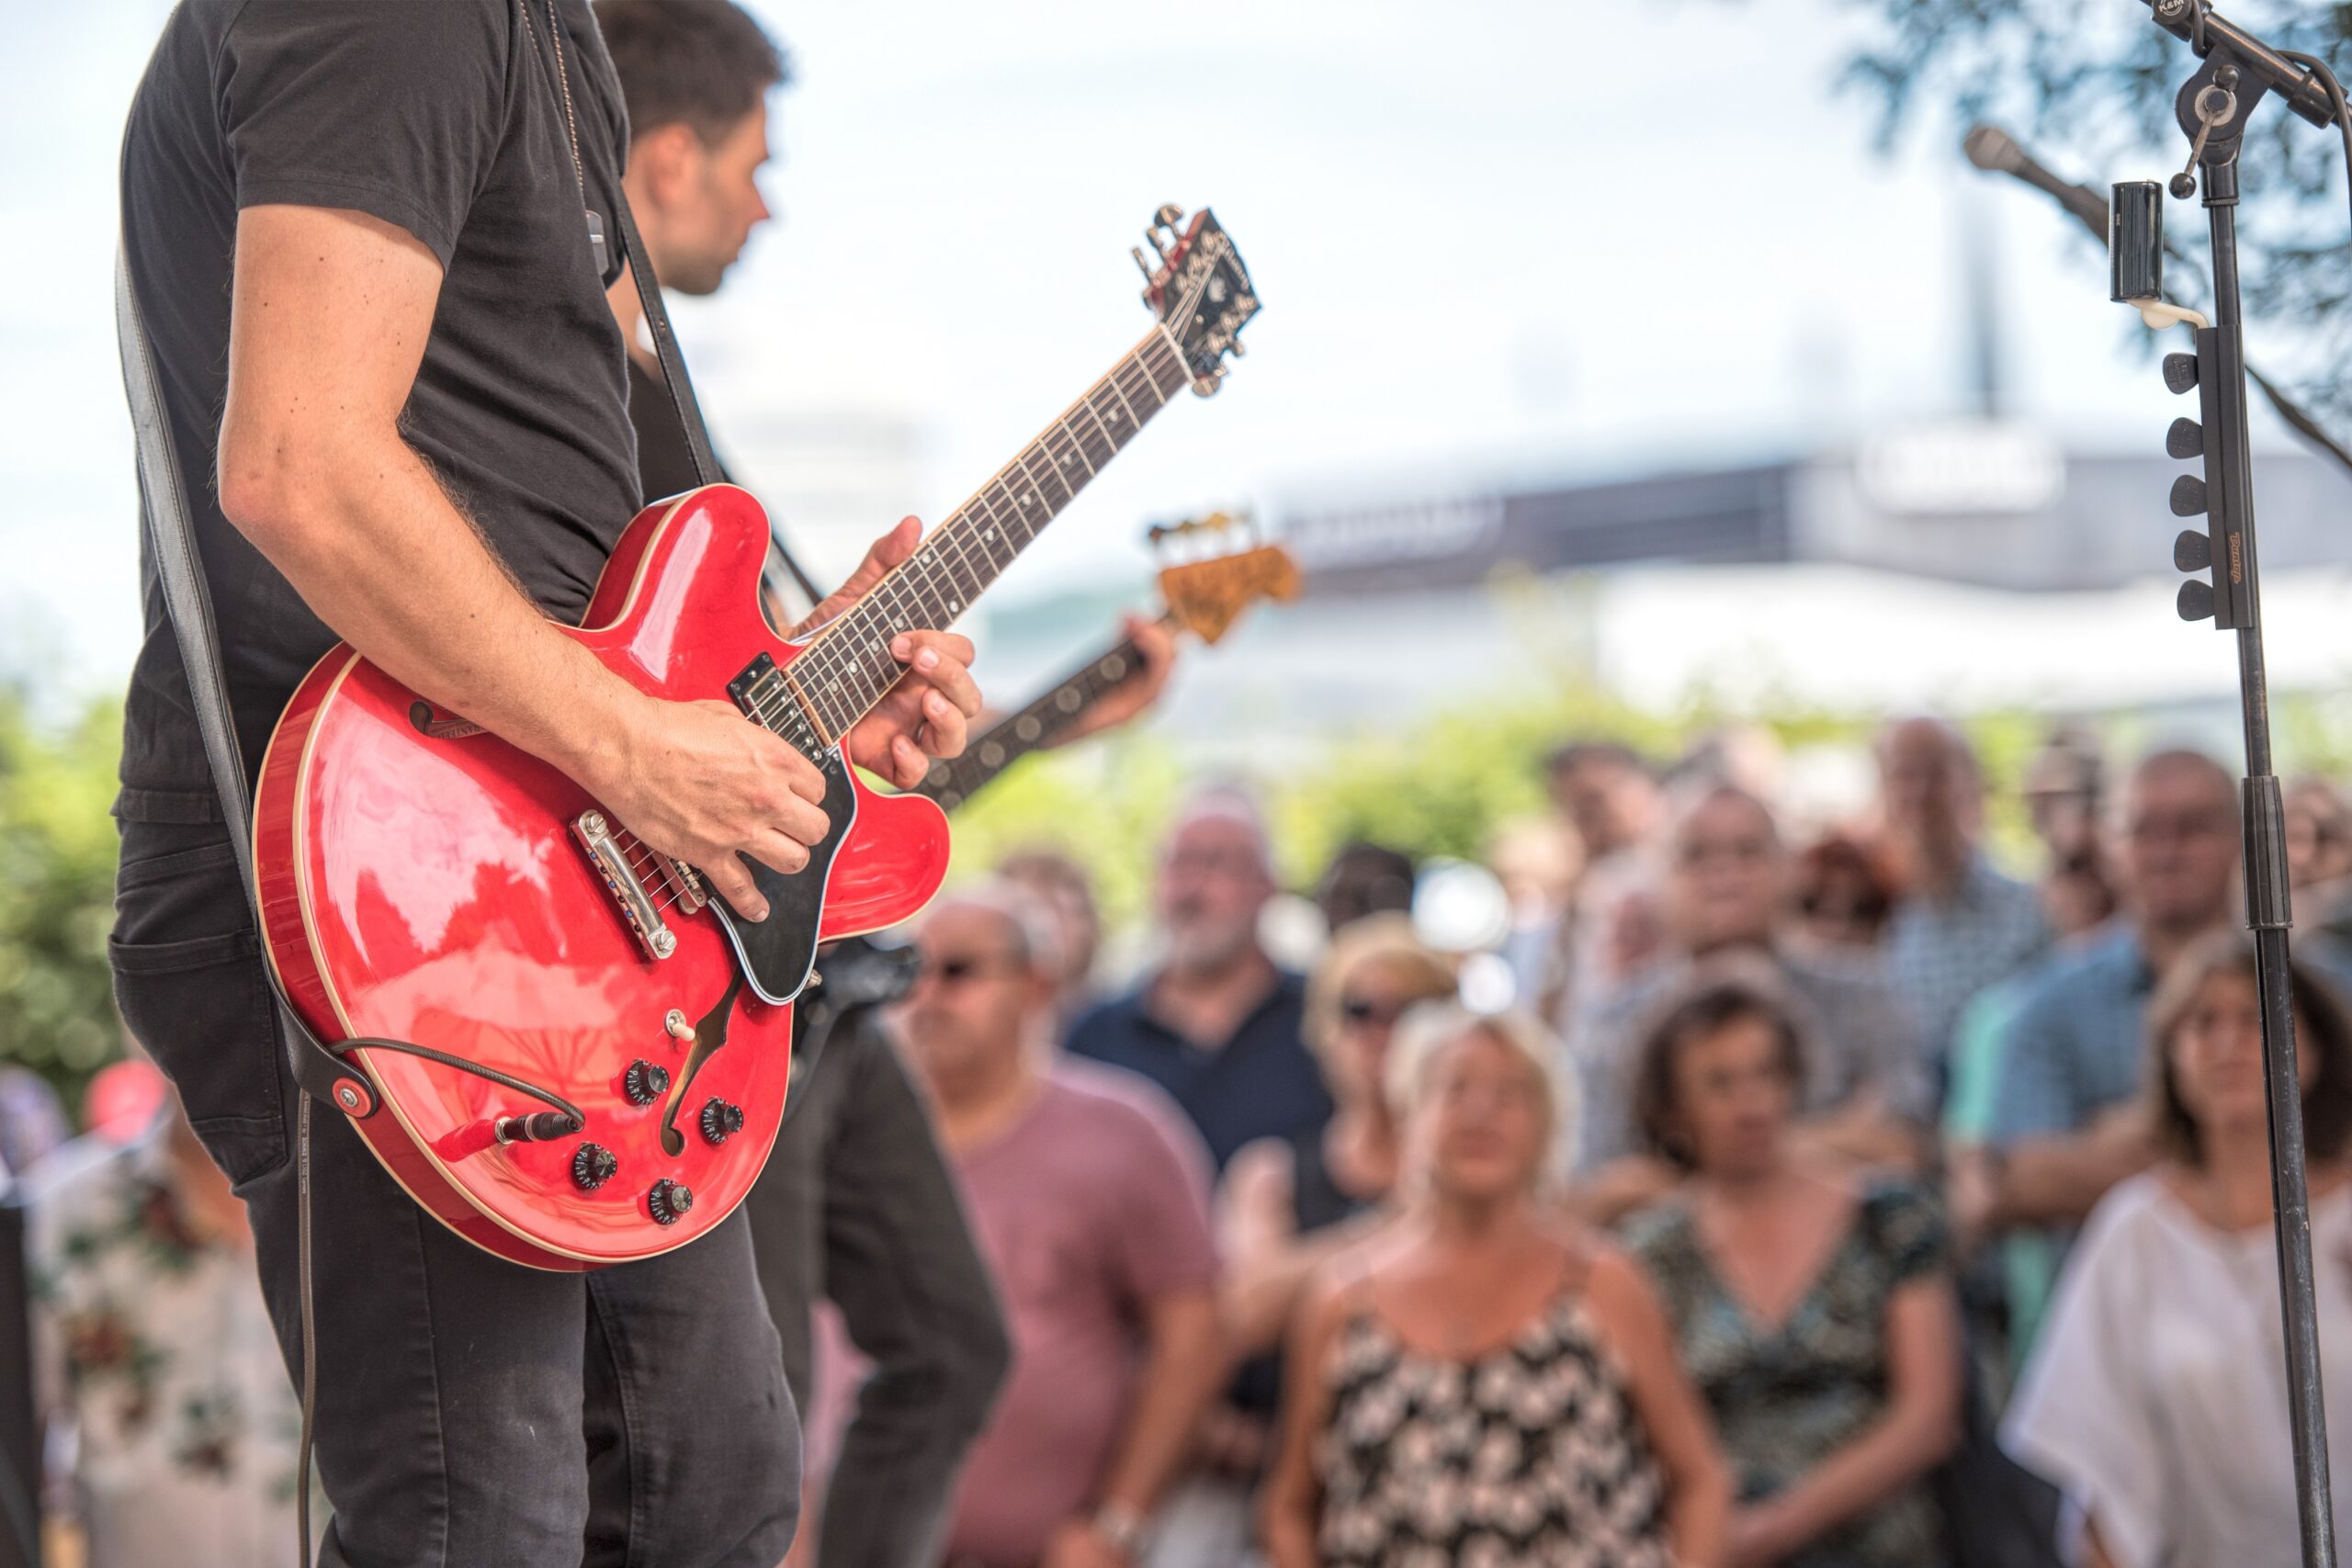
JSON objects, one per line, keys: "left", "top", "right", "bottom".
{"left": 1879, "top": 720, "right": 1972, "bottom": 851}
{"left": 1667, "top": 793, "right": 1784, "bottom": 954}
{"left": 1550, "top": 759, "right": 1655, "bottom": 860}
{"left": 1156, "top": 813, "right": 1273, "bottom": 974}
{"left": 890, "top": 904, "right": 1043, "bottom": 1089}
{"left": 650, "top": 102, "right": 773, "bottom": 296}
{"left": 2120, "top": 760, "right": 2238, "bottom": 932}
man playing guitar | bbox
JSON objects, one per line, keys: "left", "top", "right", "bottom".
{"left": 115, "top": 3, "right": 978, "bottom": 1561}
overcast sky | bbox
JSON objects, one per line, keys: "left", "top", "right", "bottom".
{"left": 0, "top": 0, "right": 2289, "bottom": 714}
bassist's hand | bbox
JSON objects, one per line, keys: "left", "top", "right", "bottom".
{"left": 1055, "top": 612, "right": 1178, "bottom": 745}
{"left": 592, "top": 695, "right": 831, "bottom": 922}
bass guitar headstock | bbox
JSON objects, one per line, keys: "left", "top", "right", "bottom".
{"left": 1149, "top": 512, "right": 1300, "bottom": 645}
{"left": 1135, "top": 206, "right": 1260, "bottom": 398}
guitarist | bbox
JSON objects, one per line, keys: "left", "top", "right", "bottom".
{"left": 592, "top": 6, "right": 1176, "bottom": 1563}
{"left": 114, "top": 4, "right": 980, "bottom": 1562}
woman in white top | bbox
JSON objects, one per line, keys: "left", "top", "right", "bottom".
{"left": 2004, "top": 930, "right": 2352, "bottom": 1568}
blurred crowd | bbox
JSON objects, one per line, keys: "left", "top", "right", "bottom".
{"left": 15, "top": 716, "right": 2352, "bottom": 1568}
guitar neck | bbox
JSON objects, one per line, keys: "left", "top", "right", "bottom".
{"left": 782, "top": 328, "right": 1191, "bottom": 747}
{"left": 913, "top": 619, "right": 1166, "bottom": 811}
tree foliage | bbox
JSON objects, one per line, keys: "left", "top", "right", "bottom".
{"left": 1838, "top": 0, "right": 2352, "bottom": 422}
{"left": 0, "top": 687, "right": 122, "bottom": 1115}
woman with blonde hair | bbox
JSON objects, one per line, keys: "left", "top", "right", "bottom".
{"left": 1221, "top": 914, "right": 1460, "bottom": 1356}
{"left": 2005, "top": 931, "right": 2352, "bottom": 1568}
{"left": 1261, "top": 1003, "right": 1729, "bottom": 1567}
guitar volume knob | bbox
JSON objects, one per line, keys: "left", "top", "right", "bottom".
{"left": 571, "top": 1144, "right": 617, "bottom": 1191}
{"left": 622, "top": 1059, "right": 671, "bottom": 1106}
{"left": 648, "top": 1179, "right": 695, "bottom": 1225}
{"left": 699, "top": 1099, "right": 746, "bottom": 1145}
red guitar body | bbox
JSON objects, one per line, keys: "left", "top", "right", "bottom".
{"left": 253, "top": 485, "right": 950, "bottom": 1270}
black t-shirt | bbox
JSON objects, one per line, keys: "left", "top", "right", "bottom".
{"left": 118, "top": 0, "right": 639, "bottom": 813}
{"left": 628, "top": 352, "right": 712, "bottom": 506}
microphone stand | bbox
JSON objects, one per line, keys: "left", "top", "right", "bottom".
{"left": 2132, "top": 16, "right": 2342, "bottom": 1565}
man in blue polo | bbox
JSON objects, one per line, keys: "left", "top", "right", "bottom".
{"left": 1068, "top": 791, "right": 1329, "bottom": 1171}
{"left": 1980, "top": 749, "right": 2245, "bottom": 1234}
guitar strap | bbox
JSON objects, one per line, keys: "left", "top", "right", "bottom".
{"left": 112, "top": 245, "right": 380, "bottom": 1124}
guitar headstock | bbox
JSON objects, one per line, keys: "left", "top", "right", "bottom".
{"left": 1152, "top": 513, "right": 1300, "bottom": 645}
{"left": 1134, "top": 206, "right": 1260, "bottom": 398}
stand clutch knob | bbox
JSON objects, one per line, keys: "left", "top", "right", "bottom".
{"left": 2178, "top": 579, "right": 2217, "bottom": 621}
{"left": 2170, "top": 474, "right": 2208, "bottom": 516}
{"left": 2176, "top": 529, "right": 2213, "bottom": 571}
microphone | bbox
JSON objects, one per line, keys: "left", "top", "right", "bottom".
{"left": 1963, "top": 124, "right": 2110, "bottom": 240}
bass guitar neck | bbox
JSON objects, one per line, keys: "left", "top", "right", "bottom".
{"left": 911, "top": 618, "right": 1168, "bottom": 811}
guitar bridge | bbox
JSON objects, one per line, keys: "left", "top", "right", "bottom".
{"left": 573, "top": 809, "right": 677, "bottom": 960}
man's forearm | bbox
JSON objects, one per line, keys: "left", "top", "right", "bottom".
{"left": 220, "top": 427, "right": 638, "bottom": 787}
{"left": 1096, "top": 1294, "right": 1224, "bottom": 1517}
{"left": 1990, "top": 1132, "right": 2149, "bottom": 1227}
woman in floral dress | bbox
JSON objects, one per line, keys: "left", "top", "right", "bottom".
{"left": 1625, "top": 977, "right": 1959, "bottom": 1568}
{"left": 1261, "top": 1004, "right": 1728, "bottom": 1568}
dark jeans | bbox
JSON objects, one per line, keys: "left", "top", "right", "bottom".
{"left": 111, "top": 804, "right": 799, "bottom": 1567}
{"left": 746, "top": 1010, "right": 1009, "bottom": 1568}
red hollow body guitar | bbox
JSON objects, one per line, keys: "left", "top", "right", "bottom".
{"left": 253, "top": 208, "right": 1258, "bottom": 1269}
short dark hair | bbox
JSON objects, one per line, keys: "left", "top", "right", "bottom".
{"left": 594, "top": 0, "right": 789, "bottom": 147}
{"left": 2147, "top": 931, "right": 2352, "bottom": 1166}
{"left": 1631, "top": 975, "right": 1808, "bottom": 1169}
{"left": 1545, "top": 739, "right": 1648, "bottom": 781}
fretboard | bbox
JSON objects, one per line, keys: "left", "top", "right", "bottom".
{"left": 911, "top": 625, "right": 1161, "bottom": 811}
{"left": 783, "top": 330, "right": 1192, "bottom": 747}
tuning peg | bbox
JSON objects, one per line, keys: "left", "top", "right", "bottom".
{"left": 1132, "top": 245, "right": 1158, "bottom": 286}
{"left": 2178, "top": 578, "right": 2217, "bottom": 620}
{"left": 1227, "top": 339, "right": 1246, "bottom": 357}
{"left": 2165, "top": 352, "right": 2199, "bottom": 394}
{"left": 2175, "top": 528, "right": 2212, "bottom": 571}
{"left": 2169, "top": 474, "right": 2208, "bottom": 517}
{"left": 1155, "top": 203, "right": 1184, "bottom": 231}
{"left": 1191, "top": 371, "right": 1223, "bottom": 399}
{"left": 2166, "top": 417, "right": 2202, "bottom": 459}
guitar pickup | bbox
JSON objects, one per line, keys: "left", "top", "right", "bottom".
{"left": 573, "top": 809, "right": 676, "bottom": 960}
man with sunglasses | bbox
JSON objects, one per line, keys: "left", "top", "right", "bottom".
{"left": 891, "top": 890, "right": 1225, "bottom": 1568}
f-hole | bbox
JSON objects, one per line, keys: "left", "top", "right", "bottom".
{"left": 660, "top": 968, "right": 743, "bottom": 1156}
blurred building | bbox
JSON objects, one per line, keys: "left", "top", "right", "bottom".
{"left": 969, "top": 423, "right": 2352, "bottom": 770}
{"left": 1282, "top": 423, "right": 2352, "bottom": 598}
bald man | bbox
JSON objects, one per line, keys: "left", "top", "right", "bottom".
{"left": 1067, "top": 794, "right": 1329, "bottom": 1171}
{"left": 1980, "top": 750, "right": 2245, "bottom": 1232}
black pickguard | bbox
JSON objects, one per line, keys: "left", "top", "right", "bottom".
{"left": 708, "top": 747, "right": 859, "bottom": 1006}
